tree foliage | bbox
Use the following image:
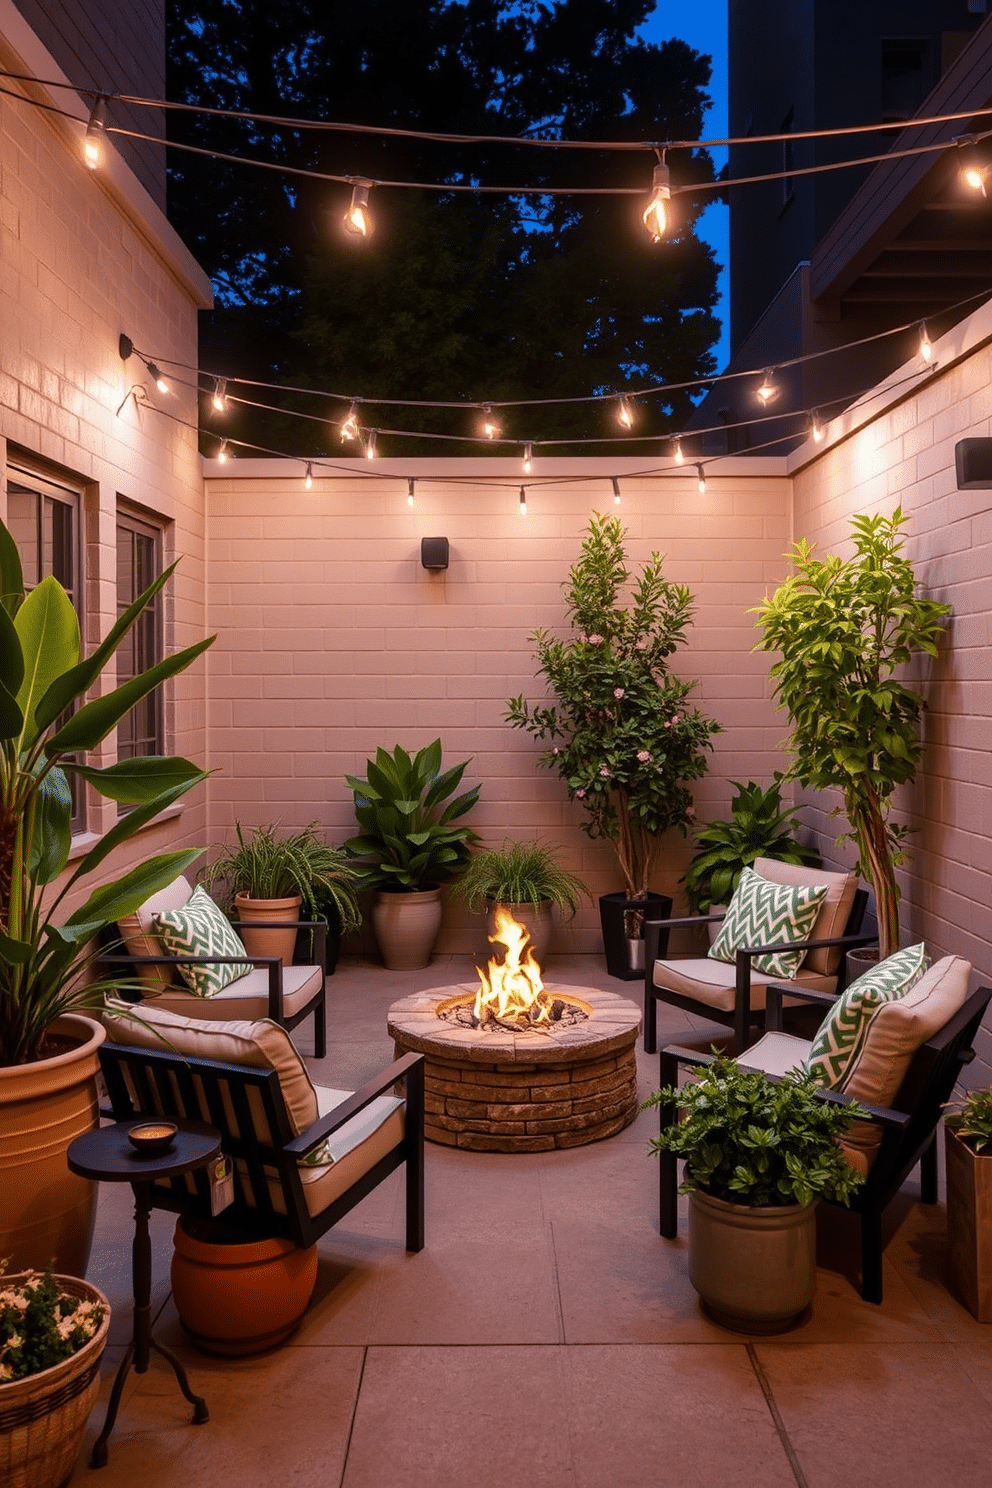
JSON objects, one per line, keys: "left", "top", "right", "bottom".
{"left": 165, "top": 0, "right": 721, "bottom": 452}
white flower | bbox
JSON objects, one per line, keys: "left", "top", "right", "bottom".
{"left": 637, "top": 750, "right": 651, "bottom": 763}
{"left": 587, "top": 633, "right": 604, "bottom": 645}
{"left": 599, "top": 766, "right": 610, "bottom": 777}
{"left": 613, "top": 687, "right": 625, "bottom": 699}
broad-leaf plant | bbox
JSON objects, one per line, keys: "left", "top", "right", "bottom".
{"left": 0, "top": 519, "right": 212, "bottom": 1066}
{"left": 753, "top": 509, "right": 949, "bottom": 960}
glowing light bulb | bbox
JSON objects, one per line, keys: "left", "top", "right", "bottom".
{"left": 919, "top": 322, "right": 933, "bottom": 363}
{"left": 612, "top": 477, "right": 621, "bottom": 506}
{"left": 217, "top": 439, "right": 229, "bottom": 464}
{"left": 519, "top": 486, "right": 528, "bottom": 516}
{"left": 522, "top": 443, "right": 533, "bottom": 474}
{"left": 407, "top": 478, "right": 415, "bottom": 508}
{"left": 212, "top": 377, "right": 228, "bottom": 413}
{"left": 756, "top": 370, "right": 777, "bottom": 405}
{"left": 340, "top": 402, "right": 360, "bottom": 441}
{"left": 811, "top": 411, "right": 825, "bottom": 444}
{"left": 366, "top": 430, "right": 378, "bottom": 460}
{"left": 84, "top": 98, "right": 107, "bottom": 169}
{"left": 642, "top": 158, "right": 671, "bottom": 241}
{"left": 616, "top": 396, "right": 634, "bottom": 429}
{"left": 305, "top": 462, "right": 313, "bottom": 490}
{"left": 672, "top": 437, "right": 684, "bottom": 465}
{"left": 343, "top": 182, "right": 373, "bottom": 237}
{"left": 147, "top": 362, "right": 170, "bottom": 394}
{"left": 958, "top": 139, "right": 988, "bottom": 196}
{"left": 696, "top": 463, "right": 706, "bottom": 494}
{"left": 481, "top": 404, "right": 500, "bottom": 439}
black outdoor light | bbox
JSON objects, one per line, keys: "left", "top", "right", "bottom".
{"left": 421, "top": 537, "right": 449, "bottom": 570}
{"left": 955, "top": 438, "right": 992, "bottom": 488}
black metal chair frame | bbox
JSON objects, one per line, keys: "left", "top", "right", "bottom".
{"left": 643, "top": 888, "right": 873, "bottom": 1054}
{"left": 100, "top": 916, "right": 327, "bottom": 1057}
{"left": 99, "top": 1040, "right": 425, "bottom": 1252}
{"left": 656, "top": 981, "right": 992, "bottom": 1304}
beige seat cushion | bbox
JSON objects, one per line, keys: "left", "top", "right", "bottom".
{"left": 753, "top": 858, "right": 856, "bottom": 976}
{"left": 140, "top": 962, "right": 322, "bottom": 1023}
{"left": 653, "top": 956, "right": 837, "bottom": 1013}
{"left": 296, "top": 1085, "right": 405, "bottom": 1218}
{"left": 116, "top": 874, "right": 195, "bottom": 992}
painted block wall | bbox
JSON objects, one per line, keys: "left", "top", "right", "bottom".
{"left": 0, "top": 7, "right": 213, "bottom": 910}
{"left": 203, "top": 459, "right": 796, "bottom": 955}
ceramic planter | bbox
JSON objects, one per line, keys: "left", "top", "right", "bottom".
{"left": 599, "top": 891, "right": 672, "bottom": 980}
{"left": 0, "top": 1014, "right": 106, "bottom": 1275}
{"left": 0, "top": 1273, "right": 110, "bottom": 1488}
{"left": 688, "top": 1189, "right": 818, "bottom": 1333}
{"left": 234, "top": 892, "right": 302, "bottom": 965}
{"left": 372, "top": 887, "right": 443, "bottom": 969}
{"left": 944, "top": 1125, "right": 992, "bottom": 1321}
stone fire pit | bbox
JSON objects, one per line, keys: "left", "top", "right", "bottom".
{"left": 387, "top": 983, "right": 642, "bottom": 1152}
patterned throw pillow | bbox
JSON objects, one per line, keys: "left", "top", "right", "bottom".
{"left": 708, "top": 865, "right": 829, "bottom": 979}
{"left": 152, "top": 885, "right": 251, "bottom": 998}
{"left": 803, "top": 943, "right": 930, "bottom": 1092}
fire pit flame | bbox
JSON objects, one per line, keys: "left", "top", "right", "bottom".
{"left": 473, "top": 906, "right": 555, "bottom": 1030}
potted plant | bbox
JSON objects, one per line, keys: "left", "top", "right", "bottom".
{"left": 506, "top": 512, "right": 720, "bottom": 978}
{"left": 450, "top": 838, "right": 590, "bottom": 966}
{"left": 0, "top": 1265, "right": 110, "bottom": 1488}
{"left": 344, "top": 739, "right": 481, "bottom": 969}
{"left": 681, "top": 777, "right": 819, "bottom": 914}
{"left": 944, "top": 1088, "right": 992, "bottom": 1321}
{"left": 645, "top": 1055, "right": 864, "bottom": 1332}
{"left": 753, "top": 508, "right": 950, "bottom": 961}
{"left": 200, "top": 821, "right": 362, "bottom": 968}
{"left": 0, "top": 518, "right": 212, "bottom": 1274}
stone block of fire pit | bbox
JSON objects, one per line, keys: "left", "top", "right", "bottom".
{"left": 387, "top": 984, "right": 642, "bottom": 1152}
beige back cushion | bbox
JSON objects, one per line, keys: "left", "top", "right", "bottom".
{"left": 102, "top": 998, "right": 318, "bottom": 1136}
{"left": 753, "top": 858, "right": 856, "bottom": 976}
{"left": 117, "top": 875, "right": 195, "bottom": 992}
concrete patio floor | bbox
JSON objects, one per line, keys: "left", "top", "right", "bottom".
{"left": 68, "top": 951, "right": 992, "bottom": 1488}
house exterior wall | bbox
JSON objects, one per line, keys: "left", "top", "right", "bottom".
{"left": 0, "top": 0, "right": 212, "bottom": 911}
{"left": 202, "top": 459, "right": 794, "bottom": 955}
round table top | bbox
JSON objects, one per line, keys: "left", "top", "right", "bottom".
{"left": 68, "top": 1120, "right": 221, "bottom": 1182}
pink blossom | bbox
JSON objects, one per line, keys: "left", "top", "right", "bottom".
{"left": 613, "top": 687, "right": 625, "bottom": 699}
{"left": 599, "top": 766, "right": 610, "bottom": 777}
{"left": 634, "top": 637, "right": 649, "bottom": 650}
{"left": 671, "top": 713, "right": 682, "bottom": 725}
{"left": 587, "top": 633, "right": 604, "bottom": 646}
{"left": 575, "top": 788, "right": 586, "bottom": 798}
{"left": 637, "top": 750, "right": 651, "bottom": 763}
{"left": 552, "top": 746, "right": 560, "bottom": 755}
{"left": 686, "top": 806, "right": 696, "bottom": 820}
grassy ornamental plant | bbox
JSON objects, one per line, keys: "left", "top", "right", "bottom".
{"left": 753, "top": 509, "right": 950, "bottom": 961}
{"left": 451, "top": 839, "right": 590, "bottom": 917}
{"left": 644, "top": 1055, "right": 865, "bottom": 1209}
{"left": 200, "top": 821, "right": 362, "bottom": 932}
{"left": 344, "top": 739, "right": 481, "bottom": 892}
{"left": 0, "top": 1267, "right": 106, "bottom": 1381}
{"left": 0, "top": 520, "right": 212, "bottom": 1067}
{"left": 681, "top": 777, "right": 819, "bottom": 914}
{"left": 506, "top": 513, "right": 720, "bottom": 900}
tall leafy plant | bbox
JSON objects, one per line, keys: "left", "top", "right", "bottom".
{"left": 0, "top": 520, "right": 213, "bottom": 1065}
{"left": 753, "top": 509, "right": 950, "bottom": 960}
{"left": 506, "top": 513, "right": 720, "bottom": 899}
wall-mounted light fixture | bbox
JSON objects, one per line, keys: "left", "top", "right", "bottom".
{"left": 421, "top": 537, "right": 449, "bottom": 570}
{"left": 955, "top": 438, "right": 992, "bottom": 488}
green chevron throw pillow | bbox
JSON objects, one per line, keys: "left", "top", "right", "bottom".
{"left": 708, "top": 865, "right": 829, "bottom": 979}
{"left": 153, "top": 885, "right": 251, "bottom": 998}
{"left": 804, "top": 943, "right": 929, "bottom": 1092}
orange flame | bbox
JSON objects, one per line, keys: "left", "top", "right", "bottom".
{"left": 473, "top": 906, "right": 554, "bottom": 1028}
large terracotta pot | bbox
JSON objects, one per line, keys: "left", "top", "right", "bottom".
{"left": 234, "top": 892, "right": 302, "bottom": 965}
{"left": 0, "top": 1014, "right": 106, "bottom": 1276}
{"left": 945, "top": 1125, "right": 992, "bottom": 1321}
{"left": 484, "top": 899, "right": 554, "bottom": 968}
{"left": 171, "top": 1215, "right": 317, "bottom": 1356}
{"left": 0, "top": 1273, "right": 110, "bottom": 1488}
{"left": 372, "top": 887, "right": 443, "bottom": 970}
{"left": 688, "top": 1189, "right": 818, "bottom": 1333}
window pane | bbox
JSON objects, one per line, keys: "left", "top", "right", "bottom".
{"left": 116, "top": 513, "right": 163, "bottom": 773}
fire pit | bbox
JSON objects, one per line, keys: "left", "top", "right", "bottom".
{"left": 387, "top": 908, "right": 642, "bottom": 1151}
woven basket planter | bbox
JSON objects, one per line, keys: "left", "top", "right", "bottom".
{"left": 0, "top": 1273, "right": 110, "bottom": 1488}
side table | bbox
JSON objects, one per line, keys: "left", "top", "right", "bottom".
{"left": 67, "top": 1119, "right": 222, "bottom": 1468}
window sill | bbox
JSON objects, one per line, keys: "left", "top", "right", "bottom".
{"left": 68, "top": 801, "right": 186, "bottom": 863}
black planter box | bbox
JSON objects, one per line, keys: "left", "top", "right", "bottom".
{"left": 599, "top": 892, "right": 673, "bottom": 981}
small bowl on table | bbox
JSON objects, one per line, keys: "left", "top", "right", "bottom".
{"left": 127, "top": 1121, "right": 178, "bottom": 1156}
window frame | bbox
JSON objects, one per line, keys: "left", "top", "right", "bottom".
{"left": 115, "top": 505, "right": 165, "bottom": 787}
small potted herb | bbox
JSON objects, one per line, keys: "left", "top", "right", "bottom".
{"left": 944, "top": 1089, "right": 992, "bottom": 1320}
{"left": 450, "top": 839, "right": 590, "bottom": 965}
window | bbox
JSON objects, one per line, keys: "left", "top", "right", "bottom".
{"left": 116, "top": 509, "right": 163, "bottom": 770}
{"left": 5, "top": 460, "right": 84, "bottom": 832}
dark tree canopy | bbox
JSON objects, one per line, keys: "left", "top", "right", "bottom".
{"left": 166, "top": 0, "right": 721, "bottom": 454}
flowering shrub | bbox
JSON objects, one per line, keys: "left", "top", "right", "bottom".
{"left": 506, "top": 514, "right": 720, "bottom": 898}
{"left": 0, "top": 1268, "right": 105, "bottom": 1381}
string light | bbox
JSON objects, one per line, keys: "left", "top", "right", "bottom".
{"left": 83, "top": 97, "right": 107, "bottom": 168}
{"left": 217, "top": 438, "right": 229, "bottom": 463}
{"left": 480, "top": 404, "right": 500, "bottom": 439}
{"left": 147, "top": 362, "right": 169, "bottom": 393}
{"left": 671, "top": 436, "right": 684, "bottom": 465}
{"left": 519, "top": 485, "right": 527, "bottom": 516}
{"left": 343, "top": 180, "right": 373, "bottom": 237}
{"left": 407, "top": 477, "right": 415, "bottom": 507}
{"left": 305, "top": 461, "right": 313, "bottom": 489}
{"left": 340, "top": 401, "right": 360, "bottom": 440}
{"left": 365, "top": 429, "right": 378, "bottom": 460}
{"left": 611, "top": 477, "right": 621, "bottom": 505}
{"left": 211, "top": 377, "right": 228, "bottom": 412}
{"left": 642, "top": 152, "right": 671, "bottom": 241}
{"left": 957, "top": 136, "right": 988, "bottom": 196}
{"left": 118, "top": 333, "right": 169, "bottom": 393}
{"left": 811, "top": 410, "right": 825, "bottom": 444}
{"left": 918, "top": 322, "right": 933, "bottom": 363}
{"left": 522, "top": 443, "right": 533, "bottom": 474}
{"left": 756, "top": 370, "right": 778, "bottom": 405}
{"left": 616, "top": 396, "right": 635, "bottom": 429}
{"left": 696, "top": 463, "right": 706, "bottom": 493}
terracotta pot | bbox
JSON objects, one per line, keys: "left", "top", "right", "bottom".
{"left": 372, "top": 887, "right": 443, "bottom": 970}
{"left": 0, "top": 1014, "right": 106, "bottom": 1276}
{"left": 171, "top": 1215, "right": 318, "bottom": 1356}
{"left": 0, "top": 1273, "right": 110, "bottom": 1488}
{"left": 945, "top": 1125, "right": 992, "bottom": 1321}
{"left": 484, "top": 899, "right": 554, "bottom": 968}
{"left": 234, "top": 892, "right": 302, "bottom": 965}
{"left": 688, "top": 1189, "right": 817, "bottom": 1333}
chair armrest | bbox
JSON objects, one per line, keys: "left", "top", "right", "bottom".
{"left": 285, "top": 1052, "right": 425, "bottom": 1159}
{"left": 764, "top": 982, "right": 838, "bottom": 1030}
{"left": 100, "top": 952, "right": 287, "bottom": 1021}
{"left": 735, "top": 929, "right": 876, "bottom": 961}
{"left": 644, "top": 912, "right": 726, "bottom": 931}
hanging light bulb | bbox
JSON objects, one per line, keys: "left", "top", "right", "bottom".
{"left": 340, "top": 401, "right": 360, "bottom": 441}
{"left": 407, "top": 478, "right": 415, "bottom": 508}
{"left": 146, "top": 362, "right": 170, "bottom": 394}
{"left": 696, "top": 463, "right": 707, "bottom": 494}
{"left": 957, "top": 137, "right": 988, "bottom": 196}
{"left": 811, "top": 410, "right": 825, "bottom": 444}
{"left": 84, "top": 97, "right": 108, "bottom": 169}
{"left": 522, "top": 443, "right": 533, "bottom": 474}
{"left": 918, "top": 322, "right": 933, "bottom": 363}
{"left": 480, "top": 404, "right": 500, "bottom": 440}
{"left": 642, "top": 153, "right": 671, "bottom": 241}
{"left": 616, "top": 396, "right": 635, "bottom": 430}
{"left": 211, "top": 377, "right": 228, "bottom": 413}
{"left": 671, "top": 436, "right": 684, "bottom": 465}
{"left": 611, "top": 477, "right": 622, "bottom": 506}
{"left": 217, "top": 438, "right": 229, "bottom": 464}
{"left": 366, "top": 430, "right": 378, "bottom": 460}
{"left": 343, "top": 181, "right": 373, "bottom": 237}
{"left": 756, "top": 369, "right": 778, "bottom": 405}
{"left": 519, "top": 486, "right": 528, "bottom": 516}
{"left": 305, "top": 462, "right": 313, "bottom": 490}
